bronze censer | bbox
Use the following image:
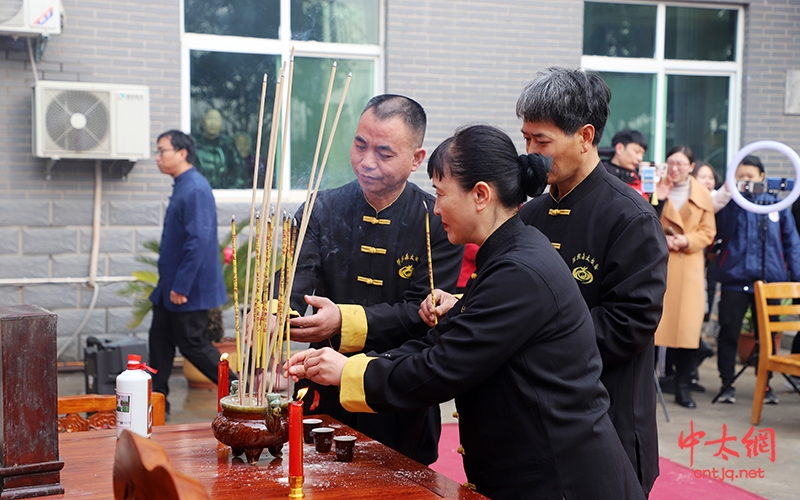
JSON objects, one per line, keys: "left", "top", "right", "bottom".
{"left": 212, "top": 392, "right": 289, "bottom": 464}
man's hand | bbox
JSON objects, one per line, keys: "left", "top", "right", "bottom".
{"left": 289, "top": 295, "right": 342, "bottom": 342}
{"left": 283, "top": 347, "right": 346, "bottom": 386}
{"left": 418, "top": 289, "right": 458, "bottom": 327}
{"left": 170, "top": 290, "right": 188, "bottom": 305}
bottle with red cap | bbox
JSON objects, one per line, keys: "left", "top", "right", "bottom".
{"left": 115, "top": 354, "right": 153, "bottom": 438}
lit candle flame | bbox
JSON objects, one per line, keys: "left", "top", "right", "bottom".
{"left": 297, "top": 387, "right": 309, "bottom": 401}
{"left": 220, "top": 352, "right": 229, "bottom": 362}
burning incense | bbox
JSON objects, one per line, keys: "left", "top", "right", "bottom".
{"left": 422, "top": 200, "right": 437, "bottom": 325}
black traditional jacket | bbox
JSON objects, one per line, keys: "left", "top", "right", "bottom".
{"left": 520, "top": 164, "right": 668, "bottom": 496}
{"left": 340, "top": 216, "right": 645, "bottom": 500}
{"left": 291, "top": 179, "right": 463, "bottom": 465}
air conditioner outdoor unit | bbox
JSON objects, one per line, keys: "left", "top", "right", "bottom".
{"left": 0, "top": 0, "right": 60, "bottom": 36}
{"left": 33, "top": 81, "right": 150, "bottom": 163}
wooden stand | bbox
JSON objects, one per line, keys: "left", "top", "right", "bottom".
{"left": 0, "top": 305, "right": 64, "bottom": 499}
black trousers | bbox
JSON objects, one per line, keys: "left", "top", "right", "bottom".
{"left": 717, "top": 289, "right": 775, "bottom": 387}
{"left": 148, "top": 305, "right": 222, "bottom": 402}
{"left": 673, "top": 348, "right": 698, "bottom": 384}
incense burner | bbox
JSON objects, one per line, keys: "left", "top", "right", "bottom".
{"left": 212, "top": 393, "right": 289, "bottom": 464}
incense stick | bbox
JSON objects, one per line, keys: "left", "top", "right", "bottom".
{"left": 240, "top": 65, "right": 285, "bottom": 405}
{"left": 240, "top": 212, "right": 260, "bottom": 405}
{"left": 285, "top": 73, "right": 352, "bottom": 302}
{"left": 231, "top": 215, "right": 241, "bottom": 375}
{"left": 422, "top": 200, "right": 437, "bottom": 325}
{"left": 240, "top": 74, "right": 269, "bottom": 379}
{"left": 264, "top": 49, "right": 295, "bottom": 398}
{"left": 302, "top": 62, "right": 337, "bottom": 215}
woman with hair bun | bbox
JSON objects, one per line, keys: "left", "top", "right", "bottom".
{"left": 285, "top": 125, "right": 644, "bottom": 500}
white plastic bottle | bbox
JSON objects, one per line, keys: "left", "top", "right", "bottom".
{"left": 115, "top": 354, "right": 153, "bottom": 438}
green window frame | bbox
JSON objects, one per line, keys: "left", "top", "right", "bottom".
{"left": 583, "top": 1, "right": 742, "bottom": 175}
{"left": 182, "top": 0, "right": 384, "bottom": 192}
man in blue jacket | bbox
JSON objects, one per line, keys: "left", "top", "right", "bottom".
{"left": 714, "top": 155, "right": 800, "bottom": 404}
{"left": 149, "top": 130, "right": 229, "bottom": 415}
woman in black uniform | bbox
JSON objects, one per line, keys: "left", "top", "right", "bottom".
{"left": 285, "top": 125, "right": 644, "bottom": 500}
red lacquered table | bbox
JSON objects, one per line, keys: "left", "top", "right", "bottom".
{"left": 52, "top": 415, "right": 486, "bottom": 499}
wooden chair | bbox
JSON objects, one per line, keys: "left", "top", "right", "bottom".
{"left": 751, "top": 281, "right": 800, "bottom": 425}
{"left": 113, "top": 429, "right": 210, "bottom": 500}
{"left": 57, "top": 392, "right": 166, "bottom": 432}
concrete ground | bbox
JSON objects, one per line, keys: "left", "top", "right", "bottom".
{"left": 653, "top": 356, "right": 799, "bottom": 500}
{"left": 59, "top": 350, "right": 800, "bottom": 499}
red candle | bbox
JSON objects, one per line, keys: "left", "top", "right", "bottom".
{"left": 218, "top": 353, "right": 229, "bottom": 412}
{"left": 289, "top": 400, "right": 303, "bottom": 476}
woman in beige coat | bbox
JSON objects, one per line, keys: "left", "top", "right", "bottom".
{"left": 654, "top": 145, "right": 716, "bottom": 408}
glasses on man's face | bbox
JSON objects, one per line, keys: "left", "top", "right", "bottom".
{"left": 154, "top": 148, "right": 177, "bottom": 156}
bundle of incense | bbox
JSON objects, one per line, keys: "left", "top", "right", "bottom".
{"left": 238, "top": 60, "right": 287, "bottom": 406}
{"left": 239, "top": 212, "right": 260, "bottom": 405}
{"left": 240, "top": 73, "right": 269, "bottom": 364}
{"left": 232, "top": 58, "right": 354, "bottom": 407}
{"left": 268, "top": 217, "right": 297, "bottom": 394}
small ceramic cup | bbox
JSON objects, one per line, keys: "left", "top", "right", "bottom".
{"left": 302, "top": 418, "right": 323, "bottom": 444}
{"left": 312, "top": 427, "right": 334, "bottom": 453}
{"left": 334, "top": 435, "right": 356, "bottom": 462}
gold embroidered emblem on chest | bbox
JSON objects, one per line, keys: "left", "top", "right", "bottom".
{"left": 570, "top": 252, "right": 599, "bottom": 285}
{"left": 396, "top": 253, "right": 420, "bottom": 279}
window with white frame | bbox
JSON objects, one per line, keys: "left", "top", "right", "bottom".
{"left": 582, "top": 1, "right": 742, "bottom": 173}
{"left": 182, "top": 0, "right": 383, "bottom": 191}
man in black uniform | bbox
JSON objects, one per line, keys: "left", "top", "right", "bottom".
{"left": 287, "top": 95, "right": 463, "bottom": 465}
{"left": 516, "top": 67, "right": 668, "bottom": 497}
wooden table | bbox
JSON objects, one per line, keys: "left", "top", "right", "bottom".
{"left": 52, "top": 416, "right": 486, "bottom": 499}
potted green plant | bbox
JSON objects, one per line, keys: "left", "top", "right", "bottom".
{"left": 120, "top": 219, "right": 253, "bottom": 387}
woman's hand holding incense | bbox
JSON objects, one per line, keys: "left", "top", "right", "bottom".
{"left": 419, "top": 289, "right": 457, "bottom": 327}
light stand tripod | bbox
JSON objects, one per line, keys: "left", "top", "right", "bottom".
{"left": 712, "top": 196, "right": 800, "bottom": 403}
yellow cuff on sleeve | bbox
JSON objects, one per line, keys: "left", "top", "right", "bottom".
{"left": 340, "top": 354, "right": 376, "bottom": 413}
{"left": 338, "top": 304, "right": 368, "bottom": 354}
{"left": 267, "top": 298, "right": 299, "bottom": 317}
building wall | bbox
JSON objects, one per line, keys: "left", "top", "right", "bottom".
{"left": 386, "top": 0, "right": 584, "bottom": 187}
{"left": 1, "top": 0, "right": 798, "bottom": 360}
{"left": 0, "top": 0, "right": 182, "bottom": 359}
{"left": 740, "top": 0, "right": 800, "bottom": 174}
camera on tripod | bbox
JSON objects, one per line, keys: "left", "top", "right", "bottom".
{"left": 736, "top": 178, "right": 795, "bottom": 196}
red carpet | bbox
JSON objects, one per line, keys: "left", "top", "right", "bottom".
{"left": 430, "top": 423, "right": 766, "bottom": 499}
